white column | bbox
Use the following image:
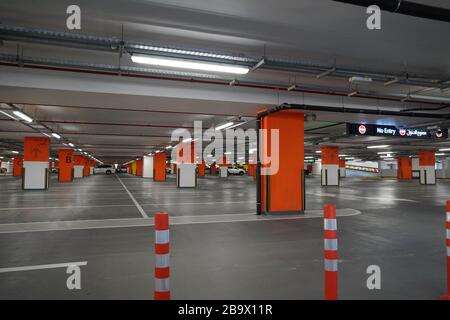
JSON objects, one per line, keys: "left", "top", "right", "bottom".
{"left": 419, "top": 165, "right": 436, "bottom": 184}
{"left": 219, "top": 167, "right": 228, "bottom": 178}
{"left": 23, "top": 161, "right": 49, "bottom": 189}
{"left": 321, "top": 164, "right": 339, "bottom": 186}
{"left": 143, "top": 156, "right": 154, "bottom": 178}
{"left": 176, "top": 163, "right": 197, "bottom": 187}
{"left": 74, "top": 165, "right": 84, "bottom": 178}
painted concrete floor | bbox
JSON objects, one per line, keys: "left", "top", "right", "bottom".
{"left": 0, "top": 173, "right": 448, "bottom": 299}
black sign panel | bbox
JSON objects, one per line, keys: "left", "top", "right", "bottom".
{"left": 346, "top": 123, "right": 448, "bottom": 139}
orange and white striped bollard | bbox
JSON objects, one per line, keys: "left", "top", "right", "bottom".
{"left": 324, "top": 204, "right": 338, "bottom": 300}
{"left": 154, "top": 211, "right": 170, "bottom": 300}
{"left": 440, "top": 201, "right": 450, "bottom": 300}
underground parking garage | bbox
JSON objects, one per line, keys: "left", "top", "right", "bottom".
{"left": 0, "top": 0, "right": 450, "bottom": 311}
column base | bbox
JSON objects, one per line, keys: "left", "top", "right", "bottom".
{"left": 262, "top": 210, "right": 305, "bottom": 216}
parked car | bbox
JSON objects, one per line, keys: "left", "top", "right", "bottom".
{"left": 93, "top": 164, "right": 114, "bottom": 175}
{"left": 116, "top": 166, "right": 128, "bottom": 173}
{"left": 227, "top": 166, "right": 246, "bottom": 175}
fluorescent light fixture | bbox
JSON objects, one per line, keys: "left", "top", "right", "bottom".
{"left": 339, "top": 154, "right": 348, "bottom": 157}
{"left": 42, "top": 132, "right": 52, "bottom": 138}
{"left": 11, "top": 151, "right": 19, "bottom": 154}
{"left": 77, "top": 149, "right": 82, "bottom": 152}
{"left": 367, "top": 145, "right": 390, "bottom": 149}
{"left": 207, "top": 154, "right": 213, "bottom": 157}
{"left": 148, "top": 153, "right": 153, "bottom": 156}
{"left": 439, "top": 148, "right": 450, "bottom": 151}
{"left": 68, "top": 143, "right": 75, "bottom": 147}
{"left": 304, "top": 156, "right": 314, "bottom": 159}
{"left": 349, "top": 76, "right": 373, "bottom": 84}
{"left": 215, "top": 122, "right": 234, "bottom": 131}
{"left": 224, "top": 152, "right": 232, "bottom": 155}
{"left": 165, "top": 145, "right": 172, "bottom": 149}
{"left": 13, "top": 111, "right": 33, "bottom": 123}
{"left": 51, "top": 133, "right": 61, "bottom": 139}
{"left": 347, "top": 91, "right": 358, "bottom": 97}
{"left": 377, "top": 151, "right": 395, "bottom": 154}
{"left": 131, "top": 55, "right": 249, "bottom": 75}
{"left": 315, "top": 150, "right": 322, "bottom": 153}
{"left": 435, "top": 153, "right": 446, "bottom": 156}
{"left": 182, "top": 138, "right": 192, "bottom": 143}
{"left": 0, "top": 110, "right": 18, "bottom": 120}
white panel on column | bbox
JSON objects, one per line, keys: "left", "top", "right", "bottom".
{"left": 23, "top": 161, "right": 48, "bottom": 189}
{"left": 321, "top": 164, "right": 339, "bottom": 186}
{"left": 177, "top": 163, "right": 196, "bottom": 187}
{"left": 219, "top": 167, "right": 228, "bottom": 178}
{"left": 74, "top": 165, "right": 84, "bottom": 178}
{"left": 419, "top": 166, "right": 436, "bottom": 185}
{"left": 143, "top": 156, "right": 154, "bottom": 178}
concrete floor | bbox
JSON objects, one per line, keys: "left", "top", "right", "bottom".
{"left": 0, "top": 173, "right": 448, "bottom": 299}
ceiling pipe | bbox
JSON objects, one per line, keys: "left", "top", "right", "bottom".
{"left": 332, "top": 0, "right": 450, "bottom": 23}
{"left": 1, "top": 61, "right": 448, "bottom": 107}
{"left": 0, "top": 25, "right": 448, "bottom": 89}
{"left": 268, "top": 103, "right": 450, "bottom": 120}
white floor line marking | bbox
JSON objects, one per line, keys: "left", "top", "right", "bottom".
{"left": 115, "top": 175, "right": 148, "bottom": 218}
{"left": 0, "top": 204, "right": 135, "bottom": 210}
{"left": 0, "top": 201, "right": 254, "bottom": 211}
{"left": 0, "top": 209, "right": 361, "bottom": 233}
{"left": 0, "top": 261, "right": 87, "bottom": 273}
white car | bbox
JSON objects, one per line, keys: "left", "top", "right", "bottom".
{"left": 93, "top": 164, "right": 114, "bottom": 175}
{"left": 227, "top": 166, "right": 246, "bottom": 175}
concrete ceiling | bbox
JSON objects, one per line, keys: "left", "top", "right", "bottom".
{"left": 0, "top": 0, "right": 449, "bottom": 164}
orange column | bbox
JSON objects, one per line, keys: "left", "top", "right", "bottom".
{"left": 198, "top": 160, "right": 206, "bottom": 177}
{"left": 136, "top": 158, "right": 143, "bottom": 176}
{"left": 23, "top": 137, "right": 50, "bottom": 189}
{"left": 73, "top": 155, "right": 85, "bottom": 178}
{"left": 259, "top": 110, "right": 305, "bottom": 214}
{"left": 13, "top": 156, "right": 23, "bottom": 177}
{"left": 248, "top": 163, "right": 256, "bottom": 177}
{"left": 210, "top": 162, "right": 217, "bottom": 175}
{"left": 397, "top": 157, "right": 412, "bottom": 180}
{"left": 419, "top": 151, "right": 436, "bottom": 185}
{"left": 154, "top": 152, "right": 167, "bottom": 181}
{"left": 339, "top": 159, "right": 346, "bottom": 178}
{"left": 83, "top": 156, "right": 90, "bottom": 177}
{"left": 321, "top": 146, "right": 339, "bottom": 186}
{"left": 58, "top": 149, "right": 74, "bottom": 182}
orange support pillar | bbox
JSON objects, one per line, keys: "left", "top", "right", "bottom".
{"left": 83, "top": 156, "right": 90, "bottom": 177}
{"left": 418, "top": 151, "right": 436, "bottom": 185}
{"left": 136, "top": 158, "right": 143, "bottom": 177}
{"left": 58, "top": 149, "right": 74, "bottom": 182}
{"left": 321, "top": 146, "right": 339, "bottom": 186}
{"left": 13, "top": 156, "right": 23, "bottom": 177}
{"left": 339, "top": 159, "right": 346, "bottom": 178}
{"left": 198, "top": 161, "right": 206, "bottom": 177}
{"left": 259, "top": 109, "right": 305, "bottom": 215}
{"left": 154, "top": 152, "right": 167, "bottom": 181}
{"left": 397, "top": 157, "right": 412, "bottom": 180}
{"left": 210, "top": 162, "right": 217, "bottom": 175}
{"left": 73, "top": 155, "right": 85, "bottom": 178}
{"left": 248, "top": 163, "right": 256, "bottom": 177}
{"left": 23, "top": 137, "right": 50, "bottom": 189}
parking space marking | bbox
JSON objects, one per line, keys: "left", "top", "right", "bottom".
{"left": 115, "top": 175, "right": 149, "bottom": 218}
{"left": 0, "top": 209, "right": 361, "bottom": 233}
{"left": 0, "top": 261, "right": 87, "bottom": 273}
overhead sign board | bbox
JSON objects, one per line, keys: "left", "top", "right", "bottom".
{"left": 346, "top": 123, "right": 448, "bottom": 139}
